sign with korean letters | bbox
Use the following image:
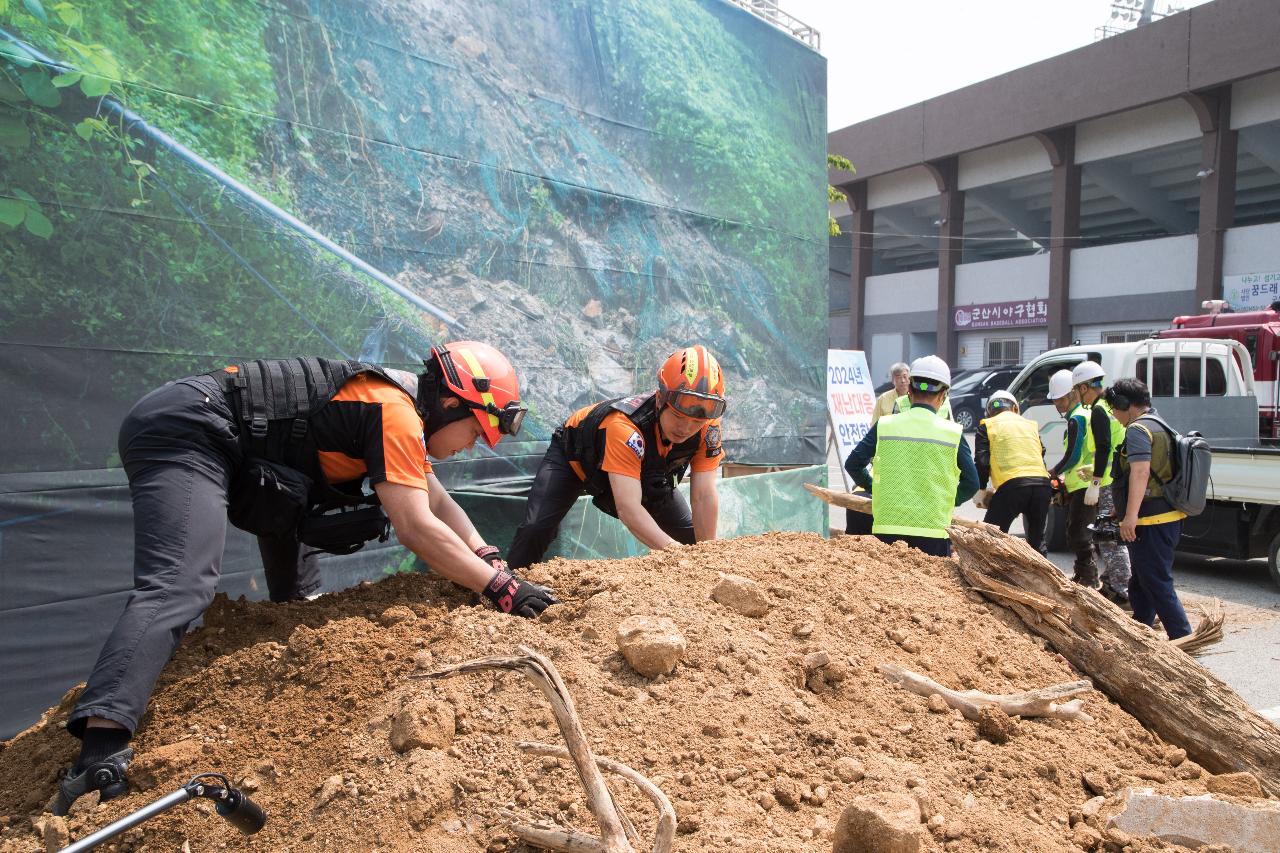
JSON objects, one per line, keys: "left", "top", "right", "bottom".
{"left": 1224, "top": 272, "right": 1280, "bottom": 310}
{"left": 953, "top": 298, "right": 1048, "bottom": 330}
{"left": 826, "top": 349, "right": 877, "bottom": 464}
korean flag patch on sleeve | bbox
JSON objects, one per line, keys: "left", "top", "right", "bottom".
{"left": 624, "top": 430, "right": 645, "bottom": 459}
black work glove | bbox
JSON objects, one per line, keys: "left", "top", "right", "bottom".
{"left": 482, "top": 568, "right": 559, "bottom": 618}
{"left": 475, "top": 544, "right": 508, "bottom": 572}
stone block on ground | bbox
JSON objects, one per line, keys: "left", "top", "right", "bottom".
{"left": 710, "top": 573, "right": 770, "bottom": 617}
{"left": 832, "top": 791, "right": 924, "bottom": 853}
{"left": 1110, "top": 788, "right": 1280, "bottom": 853}
{"left": 615, "top": 615, "right": 686, "bottom": 678}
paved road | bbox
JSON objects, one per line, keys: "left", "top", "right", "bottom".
{"left": 825, "top": 452, "right": 1280, "bottom": 720}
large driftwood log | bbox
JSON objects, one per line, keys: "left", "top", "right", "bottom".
{"left": 947, "top": 524, "right": 1280, "bottom": 797}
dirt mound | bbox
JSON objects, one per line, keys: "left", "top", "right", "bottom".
{"left": 0, "top": 534, "right": 1244, "bottom": 852}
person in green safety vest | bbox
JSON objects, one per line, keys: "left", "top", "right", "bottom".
{"left": 844, "top": 355, "right": 979, "bottom": 557}
{"left": 1046, "top": 368, "right": 1100, "bottom": 588}
{"left": 1072, "top": 360, "right": 1132, "bottom": 608}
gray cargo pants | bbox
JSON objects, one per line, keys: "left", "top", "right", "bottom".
{"left": 68, "top": 375, "right": 318, "bottom": 737}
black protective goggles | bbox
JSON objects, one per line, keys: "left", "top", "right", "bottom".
{"left": 464, "top": 399, "right": 527, "bottom": 437}
{"left": 667, "top": 388, "right": 726, "bottom": 420}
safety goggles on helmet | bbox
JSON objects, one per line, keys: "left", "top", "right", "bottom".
{"left": 910, "top": 377, "right": 947, "bottom": 394}
{"left": 665, "top": 388, "right": 727, "bottom": 420}
{"left": 460, "top": 397, "right": 527, "bottom": 437}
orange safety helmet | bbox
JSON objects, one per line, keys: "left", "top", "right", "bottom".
{"left": 656, "top": 345, "right": 727, "bottom": 419}
{"left": 428, "top": 340, "right": 526, "bottom": 448}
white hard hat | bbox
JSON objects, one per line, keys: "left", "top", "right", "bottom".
{"left": 987, "top": 390, "right": 1018, "bottom": 412}
{"left": 1071, "top": 360, "right": 1105, "bottom": 387}
{"left": 909, "top": 355, "right": 951, "bottom": 389}
{"left": 1048, "top": 369, "right": 1075, "bottom": 401}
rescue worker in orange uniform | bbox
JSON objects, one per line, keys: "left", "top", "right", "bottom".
{"left": 54, "top": 342, "right": 556, "bottom": 814}
{"left": 507, "top": 345, "right": 726, "bottom": 569}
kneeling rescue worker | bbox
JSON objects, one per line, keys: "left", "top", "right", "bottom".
{"left": 972, "top": 390, "right": 1052, "bottom": 553}
{"left": 507, "top": 345, "right": 726, "bottom": 570}
{"left": 844, "top": 355, "right": 978, "bottom": 557}
{"left": 54, "top": 342, "right": 558, "bottom": 814}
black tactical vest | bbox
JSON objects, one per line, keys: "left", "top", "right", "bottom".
{"left": 213, "top": 357, "right": 414, "bottom": 552}
{"left": 560, "top": 394, "right": 701, "bottom": 517}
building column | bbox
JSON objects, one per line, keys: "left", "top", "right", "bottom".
{"left": 1038, "top": 128, "right": 1078, "bottom": 351}
{"left": 843, "top": 180, "right": 872, "bottom": 351}
{"left": 1186, "top": 87, "right": 1237, "bottom": 305}
{"left": 927, "top": 157, "right": 963, "bottom": 365}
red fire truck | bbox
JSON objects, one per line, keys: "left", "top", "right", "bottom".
{"left": 1158, "top": 301, "right": 1280, "bottom": 440}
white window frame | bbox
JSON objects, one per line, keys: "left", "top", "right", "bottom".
{"left": 985, "top": 337, "right": 1022, "bottom": 366}
{"left": 1101, "top": 329, "right": 1155, "bottom": 344}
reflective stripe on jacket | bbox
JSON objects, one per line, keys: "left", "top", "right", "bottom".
{"left": 871, "top": 407, "right": 963, "bottom": 539}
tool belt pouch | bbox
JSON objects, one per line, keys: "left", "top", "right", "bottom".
{"left": 228, "top": 458, "right": 313, "bottom": 538}
{"left": 298, "top": 505, "right": 390, "bottom": 556}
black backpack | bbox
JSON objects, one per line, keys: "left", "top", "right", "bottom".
{"left": 1136, "top": 413, "right": 1211, "bottom": 517}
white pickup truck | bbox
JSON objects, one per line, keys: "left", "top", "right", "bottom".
{"left": 1003, "top": 338, "right": 1280, "bottom": 588}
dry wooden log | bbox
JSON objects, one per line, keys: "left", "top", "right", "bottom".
{"left": 1171, "top": 598, "right": 1224, "bottom": 656}
{"left": 878, "top": 663, "right": 1095, "bottom": 723}
{"left": 418, "top": 646, "right": 672, "bottom": 853}
{"left": 949, "top": 524, "right": 1280, "bottom": 797}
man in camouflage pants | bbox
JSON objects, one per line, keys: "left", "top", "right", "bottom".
{"left": 1072, "top": 361, "right": 1132, "bottom": 607}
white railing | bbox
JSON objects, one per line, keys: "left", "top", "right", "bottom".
{"left": 725, "top": 0, "right": 821, "bottom": 50}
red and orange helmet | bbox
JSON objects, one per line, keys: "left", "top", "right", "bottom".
{"left": 429, "top": 340, "right": 526, "bottom": 448}
{"left": 656, "top": 345, "right": 727, "bottom": 419}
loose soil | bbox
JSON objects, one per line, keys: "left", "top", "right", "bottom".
{"left": 0, "top": 533, "right": 1266, "bottom": 852}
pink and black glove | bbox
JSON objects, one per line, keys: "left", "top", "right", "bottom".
{"left": 482, "top": 568, "right": 559, "bottom": 618}
{"left": 475, "top": 545, "right": 508, "bottom": 572}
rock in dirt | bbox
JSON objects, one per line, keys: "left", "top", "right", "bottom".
{"left": 615, "top": 615, "right": 686, "bottom": 678}
{"left": 1110, "top": 788, "right": 1280, "bottom": 853}
{"left": 1205, "top": 771, "right": 1266, "bottom": 799}
{"left": 834, "top": 756, "right": 866, "bottom": 783}
{"left": 710, "top": 573, "right": 770, "bottom": 617}
{"left": 832, "top": 791, "right": 924, "bottom": 853}
{"left": 977, "top": 706, "right": 1018, "bottom": 743}
{"left": 390, "top": 698, "right": 455, "bottom": 753}
{"left": 31, "top": 816, "right": 68, "bottom": 852}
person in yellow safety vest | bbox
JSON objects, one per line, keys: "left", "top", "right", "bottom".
{"left": 1046, "top": 369, "right": 1100, "bottom": 588}
{"left": 971, "top": 390, "right": 1052, "bottom": 554}
{"left": 871, "top": 362, "right": 911, "bottom": 425}
{"left": 1072, "top": 360, "right": 1132, "bottom": 608}
{"left": 845, "top": 355, "right": 979, "bottom": 557}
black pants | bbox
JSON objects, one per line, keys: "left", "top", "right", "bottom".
{"left": 1065, "top": 488, "right": 1099, "bottom": 581}
{"left": 69, "top": 377, "right": 317, "bottom": 737}
{"left": 874, "top": 533, "right": 951, "bottom": 557}
{"left": 507, "top": 438, "right": 695, "bottom": 570}
{"left": 844, "top": 491, "right": 873, "bottom": 535}
{"left": 1127, "top": 520, "right": 1192, "bottom": 639}
{"left": 983, "top": 480, "right": 1052, "bottom": 553}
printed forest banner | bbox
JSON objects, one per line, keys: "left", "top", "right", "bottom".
{"left": 0, "top": 0, "right": 826, "bottom": 735}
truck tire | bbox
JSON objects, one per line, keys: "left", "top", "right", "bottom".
{"left": 1270, "top": 529, "right": 1280, "bottom": 591}
{"left": 1044, "top": 504, "right": 1068, "bottom": 552}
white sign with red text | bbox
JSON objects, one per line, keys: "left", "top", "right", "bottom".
{"left": 826, "top": 349, "right": 877, "bottom": 466}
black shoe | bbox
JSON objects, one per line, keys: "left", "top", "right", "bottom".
{"left": 50, "top": 748, "right": 133, "bottom": 815}
{"left": 1101, "top": 586, "right": 1132, "bottom": 610}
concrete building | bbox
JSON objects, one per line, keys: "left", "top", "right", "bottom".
{"left": 828, "top": 0, "right": 1280, "bottom": 380}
